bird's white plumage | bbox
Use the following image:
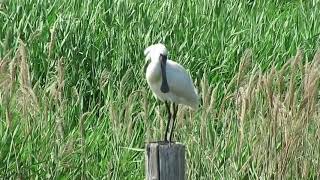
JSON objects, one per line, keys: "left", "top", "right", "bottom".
{"left": 144, "top": 43, "right": 199, "bottom": 109}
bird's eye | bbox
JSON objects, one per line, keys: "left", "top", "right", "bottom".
{"left": 160, "top": 54, "right": 167, "bottom": 61}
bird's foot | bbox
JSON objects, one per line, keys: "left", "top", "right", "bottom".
{"left": 164, "top": 139, "right": 172, "bottom": 146}
{"left": 160, "top": 139, "right": 176, "bottom": 146}
{"left": 167, "top": 139, "right": 174, "bottom": 147}
{"left": 169, "top": 137, "right": 173, "bottom": 146}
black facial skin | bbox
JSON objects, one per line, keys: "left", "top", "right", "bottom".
{"left": 160, "top": 54, "right": 169, "bottom": 93}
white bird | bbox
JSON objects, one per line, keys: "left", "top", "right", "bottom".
{"left": 144, "top": 43, "right": 199, "bottom": 143}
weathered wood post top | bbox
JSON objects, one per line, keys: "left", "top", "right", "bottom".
{"left": 145, "top": 142, "right": 185, "bottom": 180}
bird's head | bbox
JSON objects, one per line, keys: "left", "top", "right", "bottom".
{"left": 143, "top": 43, "right": 170, "bottom": 93}
{"left": 144, "top": 43, "right": 168, "bottom": 63}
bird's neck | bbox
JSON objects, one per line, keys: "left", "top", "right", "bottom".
{"left": 146, "top": 60, "right": 162, "bottom": 82}
{"left": 150, "top": 60, "right": 161, "bottom": 74}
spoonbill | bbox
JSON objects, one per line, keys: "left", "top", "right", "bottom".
{"left": 144, "top": 43, "right": 199, "bottom": 143}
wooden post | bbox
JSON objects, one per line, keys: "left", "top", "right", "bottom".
{"left": 145, "top": 142, "right": 185, "bottom": 180}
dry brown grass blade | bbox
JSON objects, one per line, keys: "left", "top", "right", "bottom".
{"left": 230, "top": 49, "right": 253, "bottom": 122}
{"left": 237, "top": 48, "right": 252, "bottom": 87}
{"left": 99, "top": 69, "right": 110, "bottom": 90}
{"left": 153, "top": 101, "right": 164, "bottom": 141}
{"left": 0, "top": 58, "right": 8, "bottom": 74}
{"left": 245, "top": 65, "right": 259, "bottom": 112}
{"left": 0, "top": 58, "right": 13, "bottom": 129}
{"left": 200, "top": 72, "right": 210, "bottom": 144}
{"left": 124, "top": 91, "right": 140, "bottom": 140}
{"left": 48, "top": 21, "right": 57, "bottom": 58}
{"left": 201, "top": 71, "right": 209, "bottom": 109}
{"left": 80, "top": 111, "right": 91, "bottom": 147}
{"left": 3, "top": 27, "right": 11, "bottom": 53}
{"left": 19, "top": 39, "right": 31, "bottom": 88}
{"left": 277, "top": 58, "right": 292, "bottom": 100}
{"left": 57, "top": 57, "right": 65, "bottom": 104}
{"left": 232, "top": 49, "right": 320, "bottom": 177}
{"left": 233, "top": 49, "right": 254, "bottom": 132}
{"left": 119, "top": 67, "right": 132, "bottom": 98}
{"left": 265, "top": 65, "right": 275, "bottom": 111}
{"left": 238, "top": 87, "right": 246, "bottom": 150}
{"left": 18, "top": 39, "right": 39, "bottom": 116}
{"left": 207, "top": 85, "right": 218, "bottom": 116}
{"left": 0, "top": 59, "right": 10, "bottom": 90}
{"left": 142, "top": 88, "right": 150, "bottom": 141}
{"left": 29, "top": 28, "right": 42, "bottom": 42}
{"left": 9, "top": 55, "right": 17, "bottom": 94}
{"left": 300, "top": 50, "right": 320, "bottom": 121}
{"left": 109, "top": 102, "right": 119, "bottom": 137}
{"left": 237, "top": 67, "right": 258, "bottom": 150}
{"left": 0, "top": 52, "right": 16, "bottom": 129}
{"left": 285, "top": 50, "right": 302, "bottom": 110}
{"left": 56, "top": 115, "right": 65, "bottom": 140}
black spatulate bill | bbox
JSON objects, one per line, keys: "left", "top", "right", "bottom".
{"left": 160, "top": 54, "right": 169, "bottom": 93}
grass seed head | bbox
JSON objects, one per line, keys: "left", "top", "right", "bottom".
{"left": 48, "top": 22, "right": 57, "bottom": 58}
{"left": 19, "top": 39, "right": 31, "bottom": 88}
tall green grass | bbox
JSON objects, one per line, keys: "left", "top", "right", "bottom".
{"left": 1, "top": 0, "right": 320, "bottom": 179}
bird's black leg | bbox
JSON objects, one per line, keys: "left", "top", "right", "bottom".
{"left": 169, "top": 103, "right": 178, "bottom": 143}
{"left": 164, "top": 101, "right": 171, "bottom": 143}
